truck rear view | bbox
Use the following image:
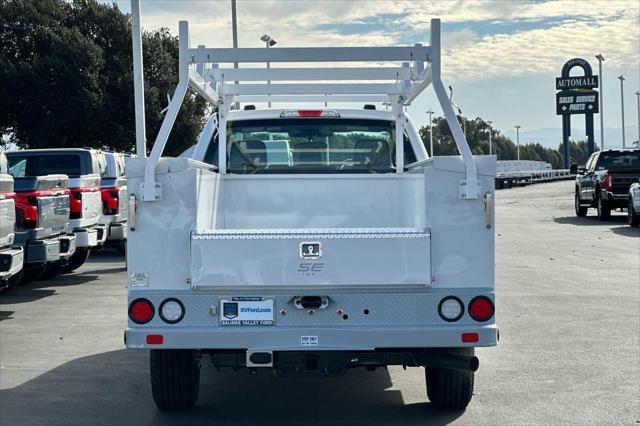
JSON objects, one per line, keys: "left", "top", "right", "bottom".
{"left": 125, "top": 17, "right": 497, "bottom": 412}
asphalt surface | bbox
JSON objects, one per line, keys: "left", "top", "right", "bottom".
{"left": 1, "top": 180, "right": 638, "bottom": 425}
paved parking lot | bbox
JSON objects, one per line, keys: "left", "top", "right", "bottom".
{"left": 1, "top": 180, "right": 638, "bottom": 425}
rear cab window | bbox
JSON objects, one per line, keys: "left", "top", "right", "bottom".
{"left": 595, "top": 151, "right": 640, "bottom": 171}
{"left": 7, "top": 154, "right": 83, "bottom": 178}
{"left": 224, "top": 118, "right": 415, "bottom": 174}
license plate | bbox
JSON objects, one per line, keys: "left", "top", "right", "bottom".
{"left": 219, "top": 297, "right": 274, "bottom": 326}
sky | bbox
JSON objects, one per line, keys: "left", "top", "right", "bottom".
{"left": 111, "top": 0, "right": 640, "bottom": 148}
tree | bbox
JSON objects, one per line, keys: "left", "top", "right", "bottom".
{"left": 418, "top": 116, "right": 594, "bottom": 169}
{"left": 0, "top": 0, "right": 207, "bottom": 155}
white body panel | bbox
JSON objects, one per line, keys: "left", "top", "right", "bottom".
{"left": 125, "top": 155, "right": 495, "bottom": 292}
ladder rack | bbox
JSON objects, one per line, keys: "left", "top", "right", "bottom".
{"left": 133, "top": 16, "right": 479, "bottom": 201}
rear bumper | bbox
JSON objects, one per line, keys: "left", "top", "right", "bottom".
{"left": 107, "top": 222, "right": 127, "bottom": 241}
{"left": 74, "top": 224, "right": 107, "bottom": 248}
{"left": 25, "top": 237, "right": 60, "bottom": 264}
{"left": 125, "top": 324, "right": 498, "bottom": 350}
{"left": 604, "top": 191, "right": 630, "bottom": 206}
{"left": 0, "top": 246, "right": 24, "bottom": 281}
{"left": 58, "top": 234, "right": 77, "bottom": 259}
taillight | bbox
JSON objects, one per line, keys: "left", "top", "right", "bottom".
{"left": 100, "top": 187, "right": 119, "bottom": 214}
{"left": 70, "top": 189, "right": 83, "bottom": 219}
{"left": 129, "top": 298, "right": 155, "bottom": 324}
{"left": 15, "top": 194, "right": 39, "bottom": 228}
{"left": 468, "top": 296, "right": 495, "bottom": 322}
{"left": 159, "top": 298, "right": 185, "bottom": 324}
{"left": 603, "top": 174, "right": 612, "bottom": 191}
{"left": 438, "top": 296, "right": 464, "bottom": 322}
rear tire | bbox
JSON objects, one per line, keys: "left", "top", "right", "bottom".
{"left": 596, "top": 193, "right": 611, "bottom": 221}
{"left": 629, "top": 199, "right": 640, "bottom": 227}
{"left": 62, "top": 248, "right": 90, "bottom": 274}
{"left": 19, "top": 265, "right": 46, "bottom": 285}
{"left": 41, "top": 261, "right": 66, "bottom": 280}
{"left": 426, "top": 348, "right": 475, "bottom": 409}
{"left": 150, "top": 350, "right": 201, "bottom": 411}
{"left": 6, "top": 271, "right": 23, "bottom": 291}
{"left": 575, "top": 191, "right": 587, "bottom": 217}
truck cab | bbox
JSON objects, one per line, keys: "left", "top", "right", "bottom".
{"left": 99, "top": 152, "right": 128, "bottom": 250}
{"left": 7, "top": 149, "right": 107, "bottom": 273}
{"left": 125, "top": 18, "right": 497, "bottom": 413}
{"left": 0, "top": 151, "right": 24, "bottom": 292}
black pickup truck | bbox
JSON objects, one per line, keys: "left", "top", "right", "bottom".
{"left": 572, "top": 149, "right": 640, "bottom": 220}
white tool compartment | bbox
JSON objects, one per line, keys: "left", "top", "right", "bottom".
{"left": 190, "top": 227, "right": 431, "bottom": 288}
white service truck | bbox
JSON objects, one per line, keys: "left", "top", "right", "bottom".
{"left": 125, "top": 16, "right": 498, "bottom": 411}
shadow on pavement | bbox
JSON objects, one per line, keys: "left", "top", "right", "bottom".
{"left": 0, "top": 274, "right": 99, "bottom": 306}
{"left": 0, "top": 310, "right": 14, "bottom": 321}
{"left": 553, "top": 215, "right": 628, "bottom": 226}
{"left": 0, "top": 349, "right": 464, "bottom": 426}
{"left": 611, "top": 226, "right": 639, "bottom": 237}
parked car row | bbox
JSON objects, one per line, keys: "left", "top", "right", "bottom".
{"left": 0, "top": 148, "right": 127, "bottom": 293}
{"left": 572, "top": 148, "right": 640, "bottom": 228}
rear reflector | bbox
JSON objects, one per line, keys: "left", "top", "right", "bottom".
{"left": 280, "top": 109, "right": 340, "bottom": 118}
{"left": 461, "top": 333, "right": 479, "bottom": 343}
{"left": 468, "top": 296, "right": 495, "bottom": 322}
{"left": 129, "top": 298, "right": 155, "bottom": 324}
{"left": 146, "top": 334, "right": 164, "bottom": 345}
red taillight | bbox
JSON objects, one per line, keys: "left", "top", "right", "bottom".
{"left": 461, "top": 332, "right": 479, "bottom": 343}
{"left": 146, "top": 334, "right": 164, "bottom": 345}
{"left": 297, "top": 109, "right": 323, "bottom": 117}
{"left": 468, "top": 296, "right": 494, "bottom": 322}
{"left": 100, "top": 187, "right": 119, "bottom": 213}
{"left": 129, "top": 298, "right": 154, "bottom": 324}
{"left": 603, "top": 174, "right": 612, "bottom": 191}
{"left": 70, "top": 189, "right": 83, "bottom": 219}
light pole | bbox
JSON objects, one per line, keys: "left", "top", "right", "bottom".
{"left": 231, "top": 0, "right": 239, "bottom": 109}
{"left": 427, "top": 109, "right": 434, "bottom": 157}
{"left": 260, "top": 34, "right": 277, "bottom": 108}
{"left": 515, "top": 125, "right": 521, "bottom": 160}
{"left": 487, "top": 120, "right": 493, "bottom": 156}
{"left": 636, "top": 91, "right": 640, "bottom": 146}
{"left": 595, "top": 54, "right": 605, "bottom": 149}
{"left": 618, "top": 75, "right": 626, "bottom": 148}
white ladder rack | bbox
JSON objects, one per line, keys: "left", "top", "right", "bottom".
{"left": 130, "top": 12, "right": 479, "bottom": 201}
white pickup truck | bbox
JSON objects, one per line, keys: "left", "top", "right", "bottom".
{"left": 125, "top": 16, "right": 497, "bottom": 412}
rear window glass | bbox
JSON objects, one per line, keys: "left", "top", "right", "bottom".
{"left": 226, "top": 118, "right": 414, "bottom": 174}
{"left": 7, "top": 154, "right": 82, "bottom": 178}
{"left": 596, "top": 151, "right": 640, "bottom": 170}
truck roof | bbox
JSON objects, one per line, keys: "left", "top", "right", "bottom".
{"left": 5, "top": 148, "right": 100, "bottom": 155}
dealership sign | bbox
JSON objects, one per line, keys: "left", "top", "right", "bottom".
{"left": 556, "top": 91, "right": 599, "bottom": 115}
{"left": 555, "top": 76, "right": 598, "bottom": 90}
{"left": 557, "top": 57, "right": 599, "bottom": 168}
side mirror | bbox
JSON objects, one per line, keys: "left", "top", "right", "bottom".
{"left": 570, "top": 163, "right": 578, "bottom": 174}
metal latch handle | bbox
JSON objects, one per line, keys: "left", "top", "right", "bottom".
{"left": 483, "top": 193, "right": 493, "bottom": 229}
{"left": 128, "top": 195, "right": 137, "bottom": 231}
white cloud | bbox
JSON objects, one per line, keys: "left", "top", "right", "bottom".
{"left": 122, "top": 0, "right": 638, "bottom": 80}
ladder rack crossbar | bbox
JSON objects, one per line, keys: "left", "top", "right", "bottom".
{"left": 209, "top": 67, "right": 413, "bottom": 82}
{"left": 190, "top": 46, "right": 430, "bottom": 64}
{"left": 221, "top": 83, "right": 407, "bottom": 96}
